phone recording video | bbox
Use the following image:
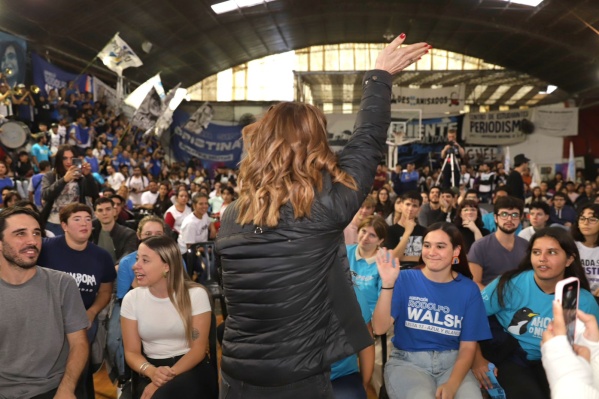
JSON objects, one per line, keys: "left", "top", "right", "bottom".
{"left": 72, "top": 158, "right": 82, "bottom": 169}
{"left": 555, "top": 277, "right": 580, "bottom": 345}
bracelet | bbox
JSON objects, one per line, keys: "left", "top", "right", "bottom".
{"left": 382, "top": 286, "right": 394, "bottom": 290}
{"left": 139, "top": 361, "right": 150, "bottom": 376}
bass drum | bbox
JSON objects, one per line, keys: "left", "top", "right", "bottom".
{"left": 0, "top": 121, "right": 30, "bottom": 149}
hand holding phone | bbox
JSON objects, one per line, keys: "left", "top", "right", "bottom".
{"left": 555, "top": 277, "right": 580, "bottom": 345}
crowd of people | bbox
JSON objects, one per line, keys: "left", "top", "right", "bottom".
{"left": 3, "top": 34, "right": 599, "bottom": 399}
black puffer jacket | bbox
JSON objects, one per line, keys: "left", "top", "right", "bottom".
{"left": 215, "top": 70, "right": 392, "bottom": 386}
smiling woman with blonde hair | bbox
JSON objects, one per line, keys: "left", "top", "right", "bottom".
{"left": 121, "top": 236, "right": 217, "bottom": 399}
{"left": 216, "top": 35, "right": 430, "bottom": 398}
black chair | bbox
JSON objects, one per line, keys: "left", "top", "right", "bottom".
{"left": 186, "top": 241, "right": 227, "bottom": 319}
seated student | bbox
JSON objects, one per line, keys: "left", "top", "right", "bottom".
{"left": 541, "top": 301, "right": 599, "bottom": 399}
{"left": 347, "top": 215, "right": 388, "bottom": 315}
{"left": 453, "top": 199, "right": 490, "bottom": 253}
{"left": 434, "top": 188, "right": 457, "bottom": 223}
{"left": 121, "top": 236, "right": 218, "bottom": 399}
{"left": 472, "top": 227, "right": 599, "bottom": 399}
{"left": 373, "top": 223, "right": 491, "bottom": 399}
{"left": 385, "top": 191, "right": 426, "bottom": 269}
{"left": 330, "top": 286, "right": 375, "bottom": 399}
{"left": 572, "top": 203, "right": 599, "bottom": 296}
{"left": 549, "top": 191, "right": 577, "bottom": 227}
{"left": 344, "top": 197, "right": 376, "bottom": 245}
{"left": 468, "top": 196, "right": 529, "bottom": 290}
{"left": 518, "top": 201, "right": 551, "bottom": 241}
{"left": 481, "top": 186, "right": 521, "bottom": 235}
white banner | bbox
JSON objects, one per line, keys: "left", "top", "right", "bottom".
{"left": 97, "top": 33, "right": 143, "bottom": 76}
{"left": 92, "top": 77, "right": 118, "bottom": 110}
{"left": 464, "top": 146, "right": 502, "bottom": 165}
{"left": 463, "top": 109, "right": 530, "bottom": 145}
{"left": 531, "top": 106, "right": 578, "bottom": 137}
{"left": 391, "top": 85, "right": 465, "bottom": 114}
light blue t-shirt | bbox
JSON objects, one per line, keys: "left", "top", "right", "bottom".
{"left": 482, "top": 270, "right": 599, "bottom": 360}
{"left": 390, "top": 269, "right": 491, "bottom": 351}
{"left": 347, "top": 244, "right": 381, "bottom": 316}
{"left": 330, "top": 286, "right": 371, "bottom": 381}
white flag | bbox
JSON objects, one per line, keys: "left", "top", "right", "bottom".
{"left": 97, "top": 33, "right": 143, "bottom": 76}
{"left": 567, "top": 142, "right": 576, "bottom": 182}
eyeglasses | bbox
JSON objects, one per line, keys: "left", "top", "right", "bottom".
{"left": 497, "top": 212, "right": 521, "bottom": 220}
{"left": 579, "top": 216, "right": 599, "bottom": 224}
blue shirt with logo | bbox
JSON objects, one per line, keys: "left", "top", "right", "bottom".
{"left": 391, "top": 269, "right": 491, "bottom": 351}
{"left": 482, "top": 270, "right": 599, "bottom": 360}
{"left": 347, "top": 244, "right": 381, "bottom": 316}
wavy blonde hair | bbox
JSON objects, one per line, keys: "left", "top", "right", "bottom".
{"left": 236, "top": 102, "right": 357, "bottom": 227}
{"left": 141, "top": 236, "right": 206, "bottom": 345}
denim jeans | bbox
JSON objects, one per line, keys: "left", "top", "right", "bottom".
{"left": 384, "top": 348, "right": 481, "bottom": 399}
{"left": 106, "top": 301, "right": 127, "bottom": 378}
{"left": 220, "top": 370, "right": 333, "bottom": 399}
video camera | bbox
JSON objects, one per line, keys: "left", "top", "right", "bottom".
{"left": 446, "top": 140, "right": 459, "bottom": 156}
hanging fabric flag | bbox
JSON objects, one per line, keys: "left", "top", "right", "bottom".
{"left": 97, "top": 33, "right": 143, "bottom": 76}
{"left": 504, "top": 146, "right": 511, "bottom": 173}
{"left": 151, "top": 84, "right": 187, "bottom": 139}
{"left": 567, "top": 141, "right": 576, "bottom": 182}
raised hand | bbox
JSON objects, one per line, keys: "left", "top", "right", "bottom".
{"left": 375, "top": 248, "right": 400, "bottom": 288}
{"left": 375, "top": 34, "right": 430, "bottom": 75}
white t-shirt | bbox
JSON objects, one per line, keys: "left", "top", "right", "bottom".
{"left": 576, "top": 241, "right": 599, "bottom": 293}
{"left": 178, "top": 212, "right": 211, "bottom": 254}
{"left": 126, "top": 175, "right": 149, "bottom": 205}
{"left": 165, "top": 205, "right": 191, "bottom": 234}
{"left": 107, "top": 172, "right": 126, "bottom": 190}
{"left": 120, "top": 286, "right": 211, "bottom": 359}
{"left": 518, "top": 226, "right": 537, "bottom": 241}
{"left": 141, "top": 191, "right": 159, "bottom": 206}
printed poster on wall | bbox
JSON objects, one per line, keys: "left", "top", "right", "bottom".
{"left": 462, "top": 109, "right": 530, "bottom": 145}
{"left": 0, "top": 31, "right": 27, "bottom": 88}
{"left": 391, "top": 85, "right": 465, "bottom": 114}
{"left": 531, "top": 106, "right": 578, "bottom": 137}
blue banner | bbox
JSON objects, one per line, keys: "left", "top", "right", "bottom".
{"left": 0, "top": 31, "right": 27, "bottom": 88}
{"left": 31, "top": 53, "right": 90, "bottom": 96}
{"left": 171, "top": 109, "right": 243, "bottom": 169}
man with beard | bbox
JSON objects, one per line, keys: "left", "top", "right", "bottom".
{"left": 0, "top": 207, "right": 89, "bottom": 398}
{"left": 468, "top": 196, "right": 528, "bottom": 290}
{"left": 418, "top": 186, "right": 441, "bottom": 227}
{"left": 37, "top": 203, "right": 116, "bottom": 399}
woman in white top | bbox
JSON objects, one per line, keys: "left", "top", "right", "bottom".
{"left": 121, "top": 236, "right": 217, "bottom": 399}
{"left": 164, "top": 190, "right": 191, "bottom": 235}
{"left": 572, "top": 204, "right": 599, "bottom": 296}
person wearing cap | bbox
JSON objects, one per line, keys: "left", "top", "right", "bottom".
{"left": 506, "top": 153, "right": 529, "bottom": 201}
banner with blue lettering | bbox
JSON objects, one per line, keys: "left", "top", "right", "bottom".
{"left": 171, "top": 109, "right": 243, "bottom": 169}
{"left": 0, "top": 32, "right": 27, "bottom": 88}
{"left": 31, "top": 53, "right": 90, "bottom": 96}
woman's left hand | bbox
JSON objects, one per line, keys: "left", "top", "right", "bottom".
{"left": 436, "top": 382, "right": 457, "bottom": 399}
{"left": 141, "top": 382, "right": 158, "bottom": 399}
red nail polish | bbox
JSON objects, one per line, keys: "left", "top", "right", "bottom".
{"left": 399, "top": 33, "right": 406, "bottom": 39}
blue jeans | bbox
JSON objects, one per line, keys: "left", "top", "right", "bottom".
{"left": 220, "top": 370, "right": 333, "bottom": 399}
{"left": 106, "top": 302, "right": 127, "bottom": 378}
{"left": 384, "top": 348, "right": 481, "bottom": 399}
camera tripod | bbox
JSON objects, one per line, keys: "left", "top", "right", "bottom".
{"left": 435, "top": 152, "right": 460, "bottom": 188}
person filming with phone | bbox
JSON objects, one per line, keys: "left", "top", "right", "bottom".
{"left": 542, "top": 299, "right": 599, "bottom": 398}
{"left": 41, "top": 144, "right": 99, "bottom": 236}
{"left": 472, "top": 227, "right": 599, "bottom": 399}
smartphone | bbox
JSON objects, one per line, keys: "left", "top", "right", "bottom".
{"left": 555, "top": 277, "right": 580, "bottom": 345}
{"left": 72, "top": 158, "right": 82, "bottom": 169}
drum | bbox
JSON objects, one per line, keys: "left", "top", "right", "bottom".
{"left": 0, "top": 121, "right": 30, "bottom": 149}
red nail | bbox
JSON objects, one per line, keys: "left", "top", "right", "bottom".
{"left": 399, "top": 33, "right": 406, "bottom": 39}
{"left": 425, "top": 50, "right": 429, "bottom": 54}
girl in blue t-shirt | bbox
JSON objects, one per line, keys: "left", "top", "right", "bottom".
{"left": 373, "top": 222, "right": 491, "bottom": 399}
{"left": 0, "top": 160, "right": 14, "bottom": 205}
{"left": 474, "top": 227, "right": 599, "bottom": 399}
{"left": 347, "top": 215, "right": 388, "bottom": 316}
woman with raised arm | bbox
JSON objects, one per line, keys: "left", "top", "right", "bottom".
{"left": 372, "top": 222, "right": 491, "bottom": 399}
{"left": 215, "top": 35, "right": 430, "bottom": 398}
